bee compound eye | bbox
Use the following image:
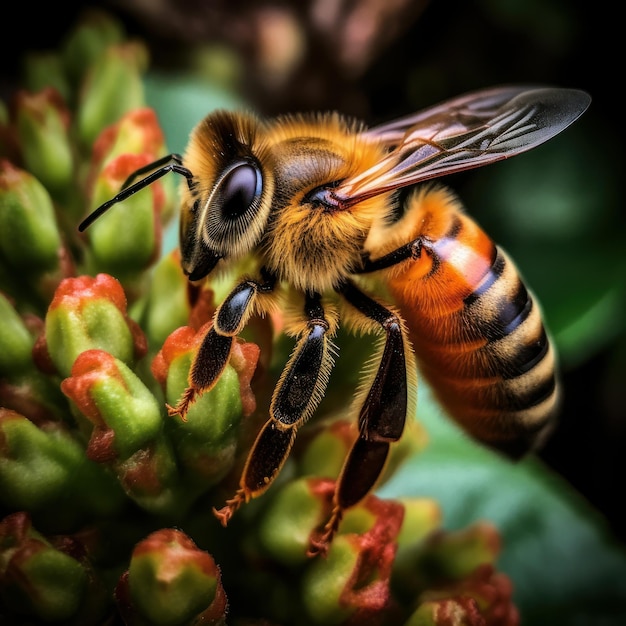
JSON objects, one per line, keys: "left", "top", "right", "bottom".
{"left": 220, "top": 162, "right": 262, "bottom": 221}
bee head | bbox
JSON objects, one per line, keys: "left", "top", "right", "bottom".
{"left": 179, "top": 111, "right": 274, "bottom": 281}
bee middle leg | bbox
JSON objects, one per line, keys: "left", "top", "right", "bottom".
{"left": 214, "top": 291, "right": 336, "bottom": 525}
{"left": 308, "top": 279, "right": 409, "bottom": 556}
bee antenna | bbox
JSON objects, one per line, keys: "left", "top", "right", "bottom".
{"left": 78, "top": 153, "right": 193, "bottom": 232}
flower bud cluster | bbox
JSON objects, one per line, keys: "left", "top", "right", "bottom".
{"left": 0, "top": 9, "right": 520, "bottom": 625}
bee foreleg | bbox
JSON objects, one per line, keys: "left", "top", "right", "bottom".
{"left": 169, "top": 271, "right": 276, "bottom": 419}
{"left": 309, "top": 280, "right": 408, "bottom": 556}
{"left": 214, "top": 291, "right": 336, "bottom": 526}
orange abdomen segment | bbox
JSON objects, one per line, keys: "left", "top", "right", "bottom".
{"left": 387, "top": 210, "right": 559, "bottom": 458}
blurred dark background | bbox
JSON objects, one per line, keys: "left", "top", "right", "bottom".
{"left": 3, "top": 0, "right": 624, "bottom": 547}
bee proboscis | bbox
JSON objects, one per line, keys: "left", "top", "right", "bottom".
{"left": 80, "top": 85, "right": 591, "bottom": 556}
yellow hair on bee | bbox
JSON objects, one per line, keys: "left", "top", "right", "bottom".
{"left": 184, "top": 110, "right": 270, "bottom": 200}
{"left": 260, "top": 113, "right": 391, "bottom": 293}
{"left": 268, "top": 111, "right": 365, "bottom": 147}
{"left": 280, "top": 289, "right": 340, "bottom": 339}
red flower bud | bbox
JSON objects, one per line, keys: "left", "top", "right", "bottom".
{"left": 61, "top": 349, "right": 161, "bottom": 462}
{"left": 41, "top": 273, "right": 146, "bottom": 377}
{"left": 115, "top": 528, "right": 227, "bottom": 625}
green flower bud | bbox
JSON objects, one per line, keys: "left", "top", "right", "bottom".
{"left": 137, "top": 250, "right": 191, "bottom": 347}
{"left": 258, "top": 477, "right": 327, "bottom": 566}
{"left": 81, "top": 108, "right": 176, "bottom": 284}
{"left": 61, "top": 8, "right": 126, "bottom": 86}
{"left": 0, "top": 300, "right": 73, "bottom": 421}
{"left": 116, "top": 528, "right": 227, "bottom": 626}
{"left": 85, "top": 153, "right": 163, "bottom": 282}
{"left": 0, "top": 160, "right": 61, "bottom": 280}
{"left": 302, "top": 524, "right": 402, "bottom": 626}
{"left": 0, "top": 409, "right": 74, "bottom": 511}
{"left": 392, "top": 521, "right": 503, "bottom": 602}
{"left": 61, "top": 349, "right": 163, "bottom": 462}
{"left": 89, "top": 107, "right": 170, "bottom": 177}
{"left": 0, "top": 291, "right": 36, "bottom": 377}
{"left": 260, "top": 473, "right": 414, "bottom": 570}
{"left": 302, "top": 534, "right": 359, "bottom": 624}
{"left": 261, "top": 476, "right": 405, "bottom": 622}
{"left": 298, "top": 420, "right": 354, "bottom": 480}
{"left": 43, "top": 273, "right": 147, "bottom": 377}
{"left": 115, "top": 437, "right": 188, "bottom": 516}
{"left": 151, "top": 324, "right": 259, "bottom": 487}
{"left": 420, "top": 522, "right": 502, "bottom": 583}
{"left": 396, "top": 497, "right": 442, "bottom": 549}
{"left": 21, "top": 51, "right": 71, "bottom": 104}
{"left": 61, "top": 350, "right": 190, "bottom": 516}
{"left": 0, "top": 408, "right": 123, "bottom": 522}
{"left": 0, "top": 303, "right": 69, "bottom": 422}
{"left": 77, "top": 41, "right": 148, "bottom": 147}
{"left": 13, "top": 88, "right": 74, "bottom": 195}
{"left": 0, "top": 512, "right": 89, "bottom": 622}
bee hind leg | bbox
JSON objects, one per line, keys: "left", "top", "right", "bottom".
{"left": 308, "top": 280, "right": 408, "bottom": 556}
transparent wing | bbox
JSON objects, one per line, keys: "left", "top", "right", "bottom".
{"left": 333, "top": 86, "right": 591, "bottom": 206}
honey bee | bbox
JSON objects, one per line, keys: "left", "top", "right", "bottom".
{"left": 80, "top": 85, "right": 590, "bottom": 556}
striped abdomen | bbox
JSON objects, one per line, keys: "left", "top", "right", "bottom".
{"left": 385, "top": 192, "right": 559, "bottom": 458}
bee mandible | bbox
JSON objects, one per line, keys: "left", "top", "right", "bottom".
{"left": 79, "top": 85, "right": 591, "bottom": 556}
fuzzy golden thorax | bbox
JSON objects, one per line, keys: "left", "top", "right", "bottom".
{"left": 259, "top": 113, "right": 389, "bottom": 293}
